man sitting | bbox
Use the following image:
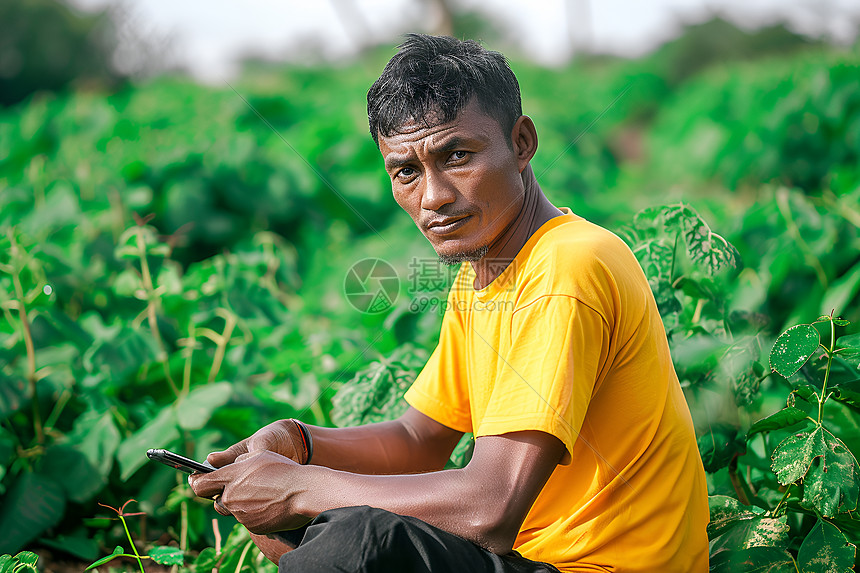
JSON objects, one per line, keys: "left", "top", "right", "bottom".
{"left": 190, "top": 34, "right": 708, "bottom": 572}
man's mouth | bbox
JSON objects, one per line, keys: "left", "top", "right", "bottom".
{"left": 426, "top": 215, "right": 472, "bottom": 236}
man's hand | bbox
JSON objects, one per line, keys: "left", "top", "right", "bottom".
{"left": 188, "top": 450, "right": 312, "bottom": 533}
{"left": 206, "top": 419, "right": 310, "bottom": 468}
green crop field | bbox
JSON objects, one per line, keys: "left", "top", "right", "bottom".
{"left": 1, "top": 14, "right": 860, "bottom": 572}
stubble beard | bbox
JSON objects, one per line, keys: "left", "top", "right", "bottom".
{"left": 437, "top": 244, "right": 490, "bottom": 266}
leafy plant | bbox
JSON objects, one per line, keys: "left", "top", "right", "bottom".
{"left": 86, "top": 500, "right": 183, "bottom": 572}
{"left": 0, "top": 552, "right": 39, "bottom": 573}
{"left": 706, "top": 314, "right": 860, "bottom": 570}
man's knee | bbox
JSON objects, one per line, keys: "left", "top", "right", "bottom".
{"left": 314, "top": 505, "right": 407, "bottom": 538}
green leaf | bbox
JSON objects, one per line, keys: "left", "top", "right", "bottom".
{"left": 445, "top": 433, "right": 474, "bottom": 469}
{"left": 708, "top": 546, "right": 797, "bottom": 572}
{"left": 37, "top": 534, "right": 99, "bottom": 561}
{"left": 797, "top": 520, "right": 854, "bottom": 573}
{"left": 117, "top": 407, "right": 180, "bottom": 480}
{"left": 66, "top": 410, "right": 121, "bottom": 480}
{"left": 85, "top": 546, "right": 124, "bottom": 570}
{"left": 771, "top": 427, "right": 859, "bottom": 517}
{"left": 712, "top": 514, "right": 789, "bottom": 553}
{"left": 747, "top": 407, "right": 810, "bottom": 439}
{"left": 37, "top": 445, "right": 102, "bottom": 504}
{"left": 770, "top": 324, "right": 820, "bottom": 377}
{"left": 835, "top": 333, "right": 860, "bottom": 357}
{"left": 830, "top": 382, "right": 860, "bottom": 412}
{"left": 707, "top": 495, "right": 763, "bottom": 540}
{"left": 148, "top": 546, "right": 184, "bottom": 566}
{"left": 12, "top": 553, "right": 38, "bottom": 569}
{"left": 661, "top": 203, "right": 740, "bottom": 275}
{"left": 698, "top": 425, "right": 746, "bottom": 473}
{"left": 820, "top": 260, "right": 860, "bottom": 320}
{"left": 0, "top": 555, "right": 12, "bottom": 573}
{"left": 176, "top": 382, "right": 233, "bottom": 431}
{"left": 791, "top": 384, "right": 819, "bottom": 405}
{"left": 0, "top": 473, "right": 65, "bottom": 554}
{"left": 192, "top": 547, "right": 218, "bottom": 569}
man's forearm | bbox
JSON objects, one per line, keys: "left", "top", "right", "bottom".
{"left": 302, "top": 408, "right": 462, "bottom": 475}
{"left": 305, "top": 419, "right": 457, "bottom": 475}
{"left": 288, "top": 463, "right": 510, "bottom": 553}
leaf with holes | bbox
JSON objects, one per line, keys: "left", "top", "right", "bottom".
{"left": 797, "top": 520, "right": 855, "bottom": 573}
{"left": 708, "top": 495, "right": 764, "bottom": 540}
{"left": 771, "top": 427, "right": 858, "bottom": 517}
{"left": 708, "top": 546, "right": 797, "bottom": 573}
{"left": 713, "top": 514, "right": 790, "bottom": 553}
{"left": 770, "top": 324, "right": 820, "bottom": 378}
{"left": 661, "top": 203, "right": 740, "bottom": 275}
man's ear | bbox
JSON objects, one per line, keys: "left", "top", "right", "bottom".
{"left": 510, "top": 115, "right": 538, "bottom": 173}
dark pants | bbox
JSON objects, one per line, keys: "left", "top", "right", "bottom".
{"left": 276, "top": 506, "right": 561, "bottom": 573}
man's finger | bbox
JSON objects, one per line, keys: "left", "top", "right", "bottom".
{"left": 207, "top": 440, "right": 248, "bottom": 467}
{"left": 188, "top": 472, "right": 226, "bottom": 499}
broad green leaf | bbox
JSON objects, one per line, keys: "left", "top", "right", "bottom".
{"left": 770, "top": 324, "right": 820, "bottom": 378}
{"left": 0, "top": 555, "right": 11, "bottom": 573}
{"left": 0, "top": 473, "right": 65, "bottom": 554}
{"left": 707, "top": 495, "right": 764, "bottom": 540}
{"left": 66, "top": 410, "right": 121, "bottom": 480}
{"left": 835, "top": 333, "right": 860, "bottom": 357}
{"left": 37, "top": 445, "right": 102, "bottom": 504}
{"left": 661, "top": 204, "right": 740, "bottom": 275}
{"left": 708, "top": 546, "right": 797, "bottom": 573}
{"left": 698, "top": 425, "right": 746, "bottom": 473}
{"left": 713, "top": 514, "right": 790, "bottom": 553}
{"left": 37, "top": 534, "right": 99, "bottom": 561}
{"left": 117, "top": 407, "right": 180, "bottom": 480}
{"left": 12, "top": 553, "right": 38, "bottom": 568}
{"left": 830, "top": 382, "right": 860, "bottom": 412}
{"left": 148, "top": 546, "right": 184, "bottom": 566}
{"left": 819, "top": 260, "right": 860, "bottom": 320}
{"left": 797, "top": 520, "right": 854, "bottom": 573}
{"left": 85, "top": 546, "right": 124, "bottom": 570}
{"left": 771, "top": 427, "right": 859, "bottom": 517}
{"left": 176, "top": 382, "right": 233, "bottom": 431}
{"left": 747, "top": 408, "right": 810, "bottom": 439}
{"left": 192, "top": 547, "right": 218, "bottom": 569}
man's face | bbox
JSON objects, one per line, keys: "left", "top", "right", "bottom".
{"left": 378, "top": 99, "right": 525, "bottom": 264}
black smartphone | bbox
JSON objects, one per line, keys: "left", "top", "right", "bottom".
{"left": 146, "top": 448, "right": 216, "bottom": 474}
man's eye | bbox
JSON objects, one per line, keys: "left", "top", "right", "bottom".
{"left": 397, "top": 167, "right": 416, "bottom": 180}
{"left": 450, "top": 151, "right": 468, "bottom": 161}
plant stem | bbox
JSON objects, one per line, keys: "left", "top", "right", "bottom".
{"left": 208, "top": 311, "right": 236, "bottom": 383}
{"left": 817, "top": 317, "right": 836, "bottom": 425}
{"left": 773, "top": 484, "right": 793, "bottom": 516}
{"left": 234, "top": 541, "right": 254, "bottom": 573}
{"left": 10, "top": 244, "right": 43, "bottom": 444}
{"left": 119, "top": 515, "right": 146, "bottom": 573}
{"left": 136, "top": 230, "right": 179, "bottom": 397}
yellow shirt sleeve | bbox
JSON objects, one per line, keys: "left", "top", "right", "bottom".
{"left": 475, "top": 295, "right": 610, "bottom": 457}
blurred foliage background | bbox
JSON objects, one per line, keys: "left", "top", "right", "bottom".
{"left": 1, "top": 0, "right": 860, "bottom": 570}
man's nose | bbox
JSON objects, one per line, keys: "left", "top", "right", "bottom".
{"left": 420, "top": 171, "right": 456, "bottom": 212}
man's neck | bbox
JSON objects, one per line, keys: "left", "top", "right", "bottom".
{"left": 470, "top": 165, "right": 563, "bottom": 290}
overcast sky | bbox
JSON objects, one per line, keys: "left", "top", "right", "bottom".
{"left": 71, "top": 0, "right": 860, "bottom": 81}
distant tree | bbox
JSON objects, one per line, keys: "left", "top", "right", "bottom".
{"left": 0, "top": 0, "right": 122, "bottom": 107}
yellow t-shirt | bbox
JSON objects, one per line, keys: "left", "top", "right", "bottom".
{"left": 404, "top": 210, "right": 709, "bottom": 572}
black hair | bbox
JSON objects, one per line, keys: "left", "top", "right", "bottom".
{"left": 367, "top": 34, "right": 522, "bottom": 147}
